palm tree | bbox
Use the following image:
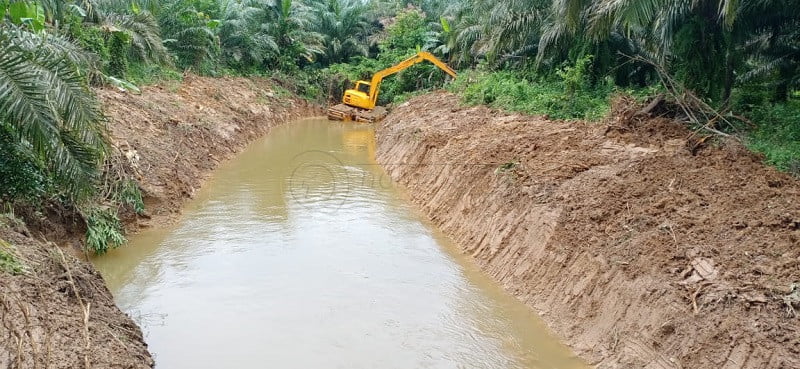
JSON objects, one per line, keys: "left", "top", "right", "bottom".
{"left": 159, "top": 0, "right": 221, "bottom": 69}
{"left": 0, "top": 24, "right": 106, "bottom": 201}
{"left": 576, "top": 0, "right": 800, "bottom": 100}
{"left": 219, "top": 0, "right": 279, "bottom": 69}
{"left": 735, "top": 0, "right": 800, "bottom": 101}
{"left": 443, "top": 0, "right": 547, "bottom": 67}
{"left": 98, "top": 9, "right": 171, "bottom": 64}
{"left": 263, "top": 0, "right": 324, "bottom": 69}
{"left": 311, "top": 0, "right": 371, "bottom": 65}
{"left": 218, "top": 0, "right": 323, "bottom": 71}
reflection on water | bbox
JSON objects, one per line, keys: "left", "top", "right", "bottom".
{"left": 93, "top": 118, "right": 586, "bottom": 369}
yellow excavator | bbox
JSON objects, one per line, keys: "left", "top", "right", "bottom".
{"left": 327, "top": 51, "right": 457, "bottom": 123}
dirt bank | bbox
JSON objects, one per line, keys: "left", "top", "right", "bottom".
{"left": 1, "top": 226, "right": 152, "bottom": 369}
{"left": 376, "top": 92, "right": 799, "bottom": 368}
{"left": 1, "top": 75, "right": 321, "bottom": 368}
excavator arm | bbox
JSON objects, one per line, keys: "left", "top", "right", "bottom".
{"left": 366, "top": 51, "right": 457, "bottom": 107}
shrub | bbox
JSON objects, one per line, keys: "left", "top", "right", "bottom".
{"left": 0, "top": 124, "right": 51, "bottom": 204}
{"left": 84, "top": 207, "right": 126, "bottom": 255}
{"left": 68, "top": 22, "right": 110, "bottom": 68}
{"left": 0, "top": 239, "right": 25, "bottom": 275}
{"left": 449, "top": 68, "right": 613, "bottom": 121}
{"left": 127, "top": 61, "right": 183, "bottom": 85}
{"left": 746, "top": 100, "right": 800, "bottom": 175}
{"left": 107, "top": 30, "right": 132, "bottom": 77}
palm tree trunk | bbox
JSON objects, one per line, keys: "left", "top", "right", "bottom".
{"left": 722, "top": 32, "right": 734, "bottom": 105}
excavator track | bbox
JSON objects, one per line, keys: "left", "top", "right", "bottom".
{"left": 327, "top": 104, "right": 388, "bottom": 123}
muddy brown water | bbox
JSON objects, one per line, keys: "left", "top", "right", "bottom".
{"left": 93, "top": 118, "right": 586, "bottom": 369}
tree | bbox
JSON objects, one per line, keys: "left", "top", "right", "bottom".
{"left": 159, "top": 0, "right": 221, "bottom": 69}
{"left": 219, "top": 0, "right": 278, "bottom": 69}
{"left": 311, "top": 0, "right": 371, "bottom": 64}
{"left": 0, "top": 24, "right": 106, "bottom": 201}
{"left": 263, "top": 0, "right": 324, "bottom": 70}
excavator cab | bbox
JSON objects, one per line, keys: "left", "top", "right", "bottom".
{"left": 342, "top": 81, "right": 372, "bottom": 109}
{"left": 328, "top": 52, "right": 457, "bottom": 123}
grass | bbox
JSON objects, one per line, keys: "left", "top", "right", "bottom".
{"left": 447, "top": 70, "right": 615, "bottom": 121}
{"left": 0, "top": 239, "right": 25, "bottom": 275}
{"left": 447, "top": 68, "right": 798, "bottom": 175}
{"left": 745, "top": 99, "right": 800, "bottom": 176}
{"left": 127, "top": 61, "right": 183, "bottom": 86}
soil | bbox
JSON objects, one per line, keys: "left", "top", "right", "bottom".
{"left": 0, "top": 75, "right": 321, "bottom": 368}
{"left": 376, "top": 92, "right": 800, "bottom": 368}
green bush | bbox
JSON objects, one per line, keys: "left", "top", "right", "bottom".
{"left": 449, "top": 68, "right": 614, "bottom": 121}
{"left": 0, "top": 124, "right": 51, "bottom": 204}
{"left": 379, "top": 8, "right": 428, "bottom": 52}
{"left": 84, "top": 207, "right": 126, "bottom": 255}
{"left": 68, "top": 21, "right": 110, "bottom": 68}
{"left": 128, "top": 61, "right": 183, "bottom": 85}
{"left": 108, "top": 31, "right": 132, "bottom": 77}
{"left": 746, "top": 100, "right": 800, "bottom": 175}
{"left": 0, "top": 239, "right": 25, "bottom": 275}
{"left": 115, "top": 179, "right": 145, "bottom": 214}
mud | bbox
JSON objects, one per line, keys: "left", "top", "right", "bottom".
{"left": 0, "top": 227, "right": 153, "bottom": 369}
{"left": 0, "top": 75, "right": 320, "bottom": 368}
{"left": 376, "top": 93, "right": 800, "bottom": 368}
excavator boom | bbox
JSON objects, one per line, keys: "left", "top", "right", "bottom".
{"left": 327, "top": 51, "right": 457, "bottom": 123}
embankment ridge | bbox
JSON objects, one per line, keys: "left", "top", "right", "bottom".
{"left": 376, "top": 92, "right": 800, "bottom": 368}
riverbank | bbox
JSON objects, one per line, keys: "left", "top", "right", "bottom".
{"left": 0, "top": 75, "right": 321, "bottom": 368}
{"left": 376, "top": 92, "right": 800, "bottom": 368}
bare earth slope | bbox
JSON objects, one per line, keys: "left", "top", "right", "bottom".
{"left": 0, "top": 75, "right": 320, "bottom": 368}
{"left": 100, "top": 74, "right": 321, "bottom": 230}
{"left": 376, "top": 92, "right": 800, "bottom": 368}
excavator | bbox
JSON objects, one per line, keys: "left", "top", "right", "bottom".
{"left": 327, "top": 51, "right": 457, "bottom": 123}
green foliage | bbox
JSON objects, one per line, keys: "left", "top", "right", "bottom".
{"left": 312, "top": 0, "right": 371, "bottom": 64}
{"left": 116, "top": 179, "right": 145, "bottom": 214}
{"left": 218, "top": 0, "right": 278, "bottom": 71}
{"left": 0, "top": 239, "right": 25, "bottom": 275}
{"left": 84, "top": 207, "right": 126, "bottom": 255}
{"left": 451, "top": 69, "right": 613, "bottom": 121}
{"left": 268, "top": 68, "right": 324, "bottom": 101}
{"left": 160, "top": 0, "right": 221, "bottom": 70}
{"left": 0, "top": 25, "right": 106, "bottom": 202}
{"left": 556, "top": 54, "right": 592, "bottom": 95}
{"left": 0, "top": 123, "right": 51, "bottom": 204}
{"left": 746, "top": 100, "right": 800, "bottom": 175}
{"left": 380, "top": 8, "right": 427, "bottom": 52}
{"left": 102, "top": 10, "right": 171, "bottom": 65}
{"left": 69, "top": 23, "right": 111, "bottom": 67}
{"left": 107, "top": 30, "right": 132, "bottom": 77}
{"left": 127, "top": 60, "right": 183, "bottom": 85}
{"left": 6, "top": 0, "right": 45, "bottom": 31}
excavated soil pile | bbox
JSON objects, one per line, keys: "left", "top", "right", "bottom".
{"left": 377, "top": 92, "right": 800, "bottom": 368}
{"left": 1, "top": 75, "right": 320, "bottom": 368}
